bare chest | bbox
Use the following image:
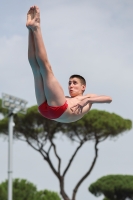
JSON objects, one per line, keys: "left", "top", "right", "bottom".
{"left": 66, "top": 97, "right": 80, "bottom": 106}
{"left": 54, "top": 97, "right": 91, "bottom": 123}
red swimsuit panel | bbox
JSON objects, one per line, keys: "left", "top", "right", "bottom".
{"left": 38, "top": 101, "right": 68, "bottom": 119}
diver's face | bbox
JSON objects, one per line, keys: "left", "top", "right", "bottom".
{"left": 68, "top": 78, "right": 85, "bottom": 97}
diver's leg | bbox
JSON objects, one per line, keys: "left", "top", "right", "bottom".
{"left": 27, "top": 6, "right": 66, "bottom": 107}
{"left": 27, "top": 26, "right": 46, "bottom": 106}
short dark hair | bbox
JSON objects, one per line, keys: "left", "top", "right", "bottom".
{"left": 69, "top": 74, "right": 86, "bottom": 85}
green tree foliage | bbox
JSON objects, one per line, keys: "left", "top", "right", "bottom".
{"left": 35, "top": 190, "right": 62, "bottom": 200}
{"left": 89, "top": 174, "right": 133, "bottom": 200}
{"left": 0, "top": 179, "right": 61, "bottom": 200}
{"left": 62, "top": 109, "right": 132, "bottom": 141}
{"left": 0, "top": 99, "right": 132, "bottom": 200}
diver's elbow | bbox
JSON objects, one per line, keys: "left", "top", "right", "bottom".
{"left": 108, "top": 97, "right": 112, "bottom": 103}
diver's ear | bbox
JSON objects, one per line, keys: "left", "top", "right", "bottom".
{"left": 82, "top": 85, "right": 86, "bottom": 93}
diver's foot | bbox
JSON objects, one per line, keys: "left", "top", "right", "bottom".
{"left": 26, "top": 6, "right": 40, "bottom": 30}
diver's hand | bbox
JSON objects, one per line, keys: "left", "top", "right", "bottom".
{"left": 70, "top": 101, "right": 85, "bottom": 114}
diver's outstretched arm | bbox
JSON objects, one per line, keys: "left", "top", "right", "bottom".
{"left": 83, "top": 95, "right": 112, "bottom": 104}
{"left": 70, "top": 95, "right": 112, "bottom": 114}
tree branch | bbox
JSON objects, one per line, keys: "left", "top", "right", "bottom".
{"left": 99, "top": 135, "right": 108, "bottom": 142}
{"left": 46, "top": 139, "right": 70, "bottom": 200}
{"left": 59, "top": 177, "right": 71, "bottom": 200}
{"left": 63, "top": 141, "right": 84, "bottom": 177}
{"left": 47, "top": 143, "right": 52, "bottom": 155}
{"left": 25, "top": 137, "right": 61, "bottom": 181}
{"left": 76, "top": 133, "right": 82, "bottom": 142}
{"left": 70, "top": 138, "right": 80, "bottom": 143}
{"left": 46, "top": 153, "right": 61, "bottom": 180}
{"left": 72, "top": 136, "right": 99, "bottom": 200}
{"left": 16, "top": 137, "right": 26, "bottom": 142}
{"left": 26, "top": 139, "right": 40, "bottom": 152}
{"left": 35, "top": 141, "right": 61, "bottom": 180}
{"left": 26, "top": 138, "right": 48, "bottom": 159}
{"left": 50, "top": 139, "right": 61, "bottom": 174}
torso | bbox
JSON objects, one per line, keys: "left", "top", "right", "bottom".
{"left": 54, "top": 96, "right": 92, "bottom": 123}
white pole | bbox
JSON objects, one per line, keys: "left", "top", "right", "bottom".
{"left": 2, "top": 93, "right": 27, "bottom": 200}
{"left": 8, "top": 113, "right": 14, "bottom": 200}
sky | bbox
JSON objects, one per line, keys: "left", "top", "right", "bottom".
{"left": 0, "top": 0, "right": 133, "bottom": 199}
